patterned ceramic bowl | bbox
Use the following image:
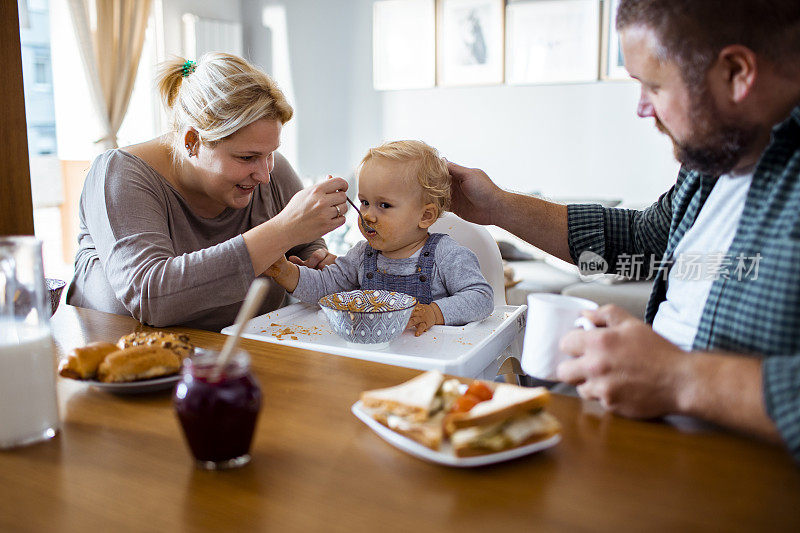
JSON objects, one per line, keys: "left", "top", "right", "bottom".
{"left": 318, "top": 290, "right": 417, "bottom": 347}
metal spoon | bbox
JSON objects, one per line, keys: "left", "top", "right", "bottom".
{"left": 345, "top": 197, "right": 376, "bottom": 233}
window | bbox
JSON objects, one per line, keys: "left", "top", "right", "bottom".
{"left": 33, "top": 53, "right": 51, "bottom": 87}
{"left": 19, "top": 0, "right": 70, "bottom": 283}
{"left": 29, "top": 0, "right": 49, "bottom": 13}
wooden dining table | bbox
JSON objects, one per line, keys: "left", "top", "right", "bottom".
{"left": 1, "top": 305, "right": 799, "bottom": 532}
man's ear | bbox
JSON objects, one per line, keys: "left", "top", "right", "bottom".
{"left": 714, "top": 45, "right": 757, "bottom": 103}
{"left": 419, "top": 203, "right": 439, "bottom": 229}
{"left": 183, "top": 128, "right": 200, "bottom": 156}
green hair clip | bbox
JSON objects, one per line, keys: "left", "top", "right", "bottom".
{"left": 182, "top": 60, "right": 196, "bottom": 77}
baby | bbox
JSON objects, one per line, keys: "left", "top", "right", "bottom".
{"left": 267, "top": 140, "right": 493, "bottom": 335}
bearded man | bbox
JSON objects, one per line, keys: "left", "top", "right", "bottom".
{"left": 447, "top": 0, "right": 800, "bottom": 462}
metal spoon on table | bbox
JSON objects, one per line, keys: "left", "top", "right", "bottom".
{"left": 345, "top": 197, "right": 376, "bottom": 233}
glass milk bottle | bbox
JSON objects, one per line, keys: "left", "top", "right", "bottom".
{"left": 0, "top": 237, "right": 60, "bottom": 448}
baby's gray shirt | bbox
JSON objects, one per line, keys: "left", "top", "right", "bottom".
{"left": 292, "top": 235, "right": 494, "bottom": 325}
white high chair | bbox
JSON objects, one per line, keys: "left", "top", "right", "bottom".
{"left": 431, "top": 212, "right": 525, "bottom": 383}
{"left": 429, "top": 212, "right": 506, "bottom": 306}
{"left": 228, "top": 213, "right": 523, "bottom": 380}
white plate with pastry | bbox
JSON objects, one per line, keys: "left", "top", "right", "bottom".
{"left": 84, "top": 374, "right": 181, "bottom": 394}
{"left": 353, "top": 370, "right": 561, "bottom": 467}
{"left": 58, "top": 332, "right": 192, "bottom": 394}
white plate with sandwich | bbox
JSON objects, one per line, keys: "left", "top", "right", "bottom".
{"left": 353, "top": 370, "right": 561, "bottom": 467}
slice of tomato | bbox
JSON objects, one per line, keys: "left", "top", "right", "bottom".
{"left": 465, "top": 381, "right": 493, "bottom": 402}
{"left": 450, "top": 393, "right": 481, "bottom": 413}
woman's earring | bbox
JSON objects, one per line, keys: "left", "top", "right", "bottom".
{"left": 185, "top": 143, "right": 194, "bottom": 157}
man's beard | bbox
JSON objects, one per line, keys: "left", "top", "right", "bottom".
{"left": 656, "top": 87, "right": 759, "bottom": 175}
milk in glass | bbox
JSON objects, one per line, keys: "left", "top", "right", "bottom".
{"left": 0, "top": 236, "right": 60, "bottom": 449}
{"left": 0, "top": 321, "right": 59, "bottom": 447}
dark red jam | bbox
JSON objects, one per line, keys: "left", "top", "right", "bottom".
{"left": 173, "top": 351, "right": 261, "bottom": 467}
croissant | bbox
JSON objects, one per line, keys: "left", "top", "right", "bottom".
{"left": 97, "top": 345, "right": 181, "bottom": 383}
{"left": 58, "top": 342, "right": 119, "bottom": 380}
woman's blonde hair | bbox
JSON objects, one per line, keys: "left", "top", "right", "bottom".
{"left": 156, "top": 52, "right": 293, "bottom": 159}
{"left": 360, "top": 140, "right": 451, "bottom": 217}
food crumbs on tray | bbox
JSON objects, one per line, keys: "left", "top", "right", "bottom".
{"left": 268, "top": 324, "right": 327, "bottom": 341}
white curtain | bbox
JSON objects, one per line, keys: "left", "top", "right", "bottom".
{"left": 67, "top": 0, "right": 153, "bottom": 150}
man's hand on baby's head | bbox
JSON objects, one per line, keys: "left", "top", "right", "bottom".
{"left": 446, "top": 160, "right": 503, "bottom": 226}
{"left": 406, "top": 303, "right": 444, "bottom": 337}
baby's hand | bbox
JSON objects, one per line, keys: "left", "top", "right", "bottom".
{"left": 406, "top": 303, "right": 444, "bottom": 336}
{"left": 288, "top": 249, "right": 337, "bottom": 270}
{"left": 265, "top": 255, "right": 289, "bottom": 277}
{"left": 264, "top": 256, "right": 300, "bottom": 292}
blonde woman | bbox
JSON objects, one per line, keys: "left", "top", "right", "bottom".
{"left": 67, "top": 53, "right": 349, "bottom": 330}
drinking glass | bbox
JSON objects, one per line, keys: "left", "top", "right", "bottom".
{"left": 173, "top": 349, "right": 262, "bottom": 470}
{"left": 0, "top": 236, "right": 60, "bottom": 449}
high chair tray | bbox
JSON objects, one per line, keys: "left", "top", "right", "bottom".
{"left": 222, "top": 303, "right": 527, "bottom": 378}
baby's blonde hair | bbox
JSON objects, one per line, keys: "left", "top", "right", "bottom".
{"left": 360, "top": 140, "right": 451, "bottom": 217}
{"left": 156, "top": 52, "right": 293, "bottom": 160}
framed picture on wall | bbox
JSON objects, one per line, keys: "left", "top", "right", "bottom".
{"left": 505, "top": 0, "right": 601, "bottom": 85}
{"left": 437, "top": 0, "right": 504, "bottom": 86}
{"left": 601, "top": 0, "right": 629, "bottom": 80}
{"left": 373, "top": 0, "right": 436, "bottom": 90}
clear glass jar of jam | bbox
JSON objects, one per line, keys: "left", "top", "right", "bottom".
{"left": 173, "top": 349, "right": 262, "bottom": 470}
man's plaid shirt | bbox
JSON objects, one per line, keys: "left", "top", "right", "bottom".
{"left": 566, "top": 105, "right": 800, "bottom": 462}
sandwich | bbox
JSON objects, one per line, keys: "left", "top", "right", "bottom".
{"left": 445, "top": 384, "right": 560, "bottom": 457}
{"left": 359, "top": 371, "right": 560, "bottom": 457}
{"left": 359, "top": 370, "right": 463, "bottom": 450}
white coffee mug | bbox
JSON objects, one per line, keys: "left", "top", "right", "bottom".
{"left": 521, "top": 294, "right": 599, "bottom": 381}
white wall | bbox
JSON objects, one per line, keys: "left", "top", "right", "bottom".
{"left": 345, "top": 0, "right": 385, "bottom": 176}
{"left": 238, "top": 0, "right": 381, "bottom": 181}
{"left": 239, "top": 0, "right": 679, "bottom": 205}
{"left": 281, "top": 0, "right": 372, "bottom": 179}
{"left": 158, "top": 0, "right": 243, "bottom": 58}
{"left": 380, "top": 81, "right": 680, "bottom": 205}
{"left": 54, "top": 0, "right": 682, "bottom": 205}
